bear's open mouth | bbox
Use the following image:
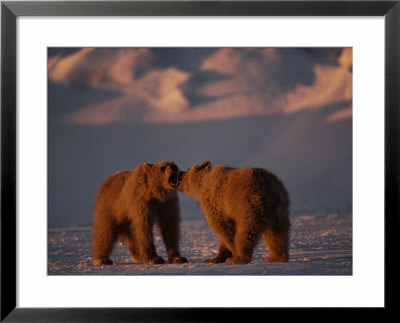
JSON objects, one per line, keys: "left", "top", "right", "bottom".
{"left": 168, "top": 171, "right": 185, "bottom": 189}
{"left": 168, "top": 172, "right": 180, "bottom": 188}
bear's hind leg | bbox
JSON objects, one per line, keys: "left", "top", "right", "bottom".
{"left": 118, "top": 221, "right": 141, "bottom": 263}
{"left": 126, "top": 238, "right": 141, "bottom": 263}
{"left": 262, "top": 227, "right": 289, "bottom": 263}
{"left": 92, "top": 216, "right": 117, "bottom": 265}
{"left": 206, "top": 242, "right": 232, "bottom": 263}
{"left": 121, "top": 233, "right": 140, "bottom": 263}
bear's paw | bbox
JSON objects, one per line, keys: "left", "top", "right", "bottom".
{"left": 225, "top": 256, "right": 251, "bottom": 265}
{"left": 206, "top": 256, "right": 226, "bottom": 264}
{"left": 93, "top": 258, "right": 113, "bottom": 266}
{"left": 169, "top": 256, "right": 188, "bottom": 264}
{"left": 146, "top": 256, "right": 166, "bottom": 265}
{"left": 263, "top": 256, "right": 289, "bottom": 263}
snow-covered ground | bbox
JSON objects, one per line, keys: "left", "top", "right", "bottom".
{"left": 48, "top": 214, "right": 352, "bottom": 275}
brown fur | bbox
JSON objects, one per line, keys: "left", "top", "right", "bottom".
{"left": 177, "top": 161, "right": 290, "bottom": 264}
{"left": 92, "top": 161, "right": 187, "bottom": 265}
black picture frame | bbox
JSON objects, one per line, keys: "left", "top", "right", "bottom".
{"left": 1, "top": 1, "right": 399, "bottom": 321}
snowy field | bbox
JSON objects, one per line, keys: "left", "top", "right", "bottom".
{"left": 48, "top": 214, "right": 352, "bottom": 275}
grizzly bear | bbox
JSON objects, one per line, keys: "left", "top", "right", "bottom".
{"left": 92, "top": 161, "right": 188, "bottom": 265}
{"left": 177, "top": 161, "right": 290, "bottom": 264}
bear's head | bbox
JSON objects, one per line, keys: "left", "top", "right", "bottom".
{"left": 143, "top": 161, "right": 182, "bottom": 192}
{"left": 176, "top": 161, "right": 211, "bottom": 197}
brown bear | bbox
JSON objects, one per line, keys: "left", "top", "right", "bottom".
{"left": 177, "top": 161, "right": 290, "bottom": 264}
{"left": 92, "top": 161, "right": 188, "bottom": 265}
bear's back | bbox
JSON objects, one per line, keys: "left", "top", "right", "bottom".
{"left": 96, "top": 170, "right": 132, "bottom": 204}
{"left": 226, "top": 167, "right": 289, "bottom": 216}
{"left": 210, "top": 166, "right": 259, "bottom": 187}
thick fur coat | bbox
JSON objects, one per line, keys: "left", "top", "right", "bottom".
{"left": 92, "top": 161, "right": 187, "bottom": 265}
{"left": 177, "top": 161, "right": 290, "bottom": 264}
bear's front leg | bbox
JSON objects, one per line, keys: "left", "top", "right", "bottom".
{"left": 205, "top": 215, "right": 236, "bottom": 263}
{"left": 206, "top": 242, "right": 233, "bottom": 263}
{"left": 224, "top": 225, "right": 259, "bottom": 265}
{"left": 158, "top": 198, "right": 188, "bottom": 264}
{"left": 131, "top": 218, "right": 165, "bottom": 265}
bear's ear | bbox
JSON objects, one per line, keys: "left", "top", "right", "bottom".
{"left": 143, "top": 162, "right": 153, "bottom": 172}
{"left": 196, "top": 161, "right": 211, "bottom": 171}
